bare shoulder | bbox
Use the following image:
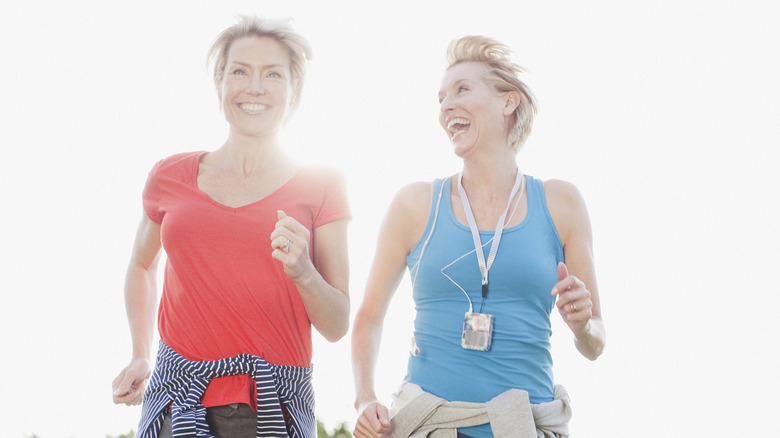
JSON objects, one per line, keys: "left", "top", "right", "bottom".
{"left": 382, "top": 180, "right": 437, "bottom": 254}
{"left": 543, "top": 179, "right": 591, "bottom": 244}
{"left": 393, "top": 181, "right": 435, "bottom": 213}
{"left": 544, "top": 179, "right": 586, "bottom": 209}
{"left": 387, "top": 181, "right": 435, "bottom": 232}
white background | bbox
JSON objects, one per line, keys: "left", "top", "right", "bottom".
{"left": 1, "top": 1, "right": 778, "bottom": 437}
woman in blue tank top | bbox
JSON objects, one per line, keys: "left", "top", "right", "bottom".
{"left": 352, "top": 36, "right": 605, "bottom": 438}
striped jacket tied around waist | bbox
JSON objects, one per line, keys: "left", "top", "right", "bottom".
{"left": 137, "top": 341, "right": 315, "bottom": 438}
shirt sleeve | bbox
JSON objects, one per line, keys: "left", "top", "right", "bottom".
{"left": 313, "top": 168, "right": 351, "bottom": 228}
{"left": 142, "top": 159, "right": 165, "bottom": 224}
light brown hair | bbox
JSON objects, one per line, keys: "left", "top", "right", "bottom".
{"left": 446, "top": 36, "right": 538, "bottom": 151}
{"left": 207, "top": 15, "right": 313, "bottom": 112}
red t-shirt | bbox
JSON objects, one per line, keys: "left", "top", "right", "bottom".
{"left": 143, "top": 151, "right": 350, "bottom": 408}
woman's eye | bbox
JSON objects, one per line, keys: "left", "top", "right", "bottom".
{"left": 232, "top": 69, "right": 246, "bottom": 75}
{"left": 458, "top": 86, "right": 469, "bottom": 93}
{"left": 267, "top": 71, "right": 282, "bottom": 78}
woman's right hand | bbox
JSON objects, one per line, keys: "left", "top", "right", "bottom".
{"left": 112, "top": 357, "right": 151, "bottom": 406}
{"left": 353, "top": 400, "right": 391, "bottom": 438}
{"left": 114, "top": 213, "right": 161, "bottom": 406}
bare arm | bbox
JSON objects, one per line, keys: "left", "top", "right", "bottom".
{"left": 271, "top": 211, "right": 350, "bottom": 342}
{"left": 546, "top": 180, "right": 606, "bottom": 360}
{"left": 352, "top": 182, "right": 431, "bottom": 438}
{"left": 112, "top": 213, "right": 162, "bottom": 405}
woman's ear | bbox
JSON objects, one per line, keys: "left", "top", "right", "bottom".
{"left": 502, "top": 90, "right": 521, "bottom": 116}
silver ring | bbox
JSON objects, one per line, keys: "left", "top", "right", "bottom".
{"left": 283, "top": 239, "right": 292, "bottom": 253}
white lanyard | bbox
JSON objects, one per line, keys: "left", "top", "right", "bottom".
{"left": 457, "top": 169, "right": 523, "bottom": 295}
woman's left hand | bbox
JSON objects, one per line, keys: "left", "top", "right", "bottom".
{"left": 271, "top": 210, "right": 314, "bottom": 283}
{"left": 551, "top": 261, "right": 592, "bottom": 335}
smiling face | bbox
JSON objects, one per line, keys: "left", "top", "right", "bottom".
{"left": 438, "top": 62, "right": 513, "bottom": 158}
{"left": 220, "top": 36, "right": 294, "bottom": 139}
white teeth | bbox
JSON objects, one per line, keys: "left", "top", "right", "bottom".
{"left": 447, "top": 117, "right": 471, "bottom": 131}
{"left": 240, "top": 103, "right": 267, "bottom": 113}
{"left": 447, "top": 117, "right": 471, "bottom": 138}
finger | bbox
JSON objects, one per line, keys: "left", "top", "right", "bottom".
{"left": 369, "top": 410, "right": 391, "bottom": 433}
{"left": 363, "top": 409, "right": 381, "bottom": 432}
{"left": 112, "top": 373, "right": 133, "bottom": 398}
{"left": 125, "top": 387, "right": 144, "bottom": 406}
{"left": 352, "top": 423, "right": 367, "bottom": 438}
{"left": 113, "top": 386, "right": 138, "bottom": 404}
{"left": 557, "top": 261, "right": 568, "bottom": 282}
{"left": 357, "top": 404, "right": 385, "bottom": 434}
{"left": 271, "top": 215, "right": 299, "bottom": 247}
{"left": 556, "top": 287, "right": 584, "bottom": 310}
{"left": 271, "top": 246, "right": 287, "bottom": 262}
{"left": 565, "top": 298, "right": 593, "bottom": 321}
{"left": 551, "top": 262, "right": 569, "bottom": 296}
{"left": 276, "top": 210, "right": 306, "bottom": 233}
{"left": 281, "top": 237, "right": 294, "bottom": 253}
{"left": 270, "top": 218, "right": 296, "bottom": 251}
{"left": 271, "top": 235, "right": 291, "bottom": 251}
{"left": 376, "top": 403, "right": 391, "bottom": 428}
{"left": 115, "top": 379, "right": 139, "bottom": 398}
{"left": 353, "top": 420, "right": 377, "bottom": 438}
{"left": 273, "top": 211, "right": 291, "bottom": 234}
{"left": 131, "top": 388, "right": 145, "bottom": 405}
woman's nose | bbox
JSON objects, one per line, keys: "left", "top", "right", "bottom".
{"left": 248, "top": 74, "right": 265, "bottom": 94}
{"left": 439, "top": 95, "right": 453, "bottom": 113}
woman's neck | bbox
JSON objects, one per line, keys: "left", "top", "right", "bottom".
{"left": 216, "top": 131, "right": 288, "bottom": 176}
{"left": 460, "top": 150, "right": 520, "bottom": 203}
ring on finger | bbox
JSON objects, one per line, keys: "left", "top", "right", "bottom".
{"left": 283, "top": 239, "right": 292, "bottom": 252}
{"left": 570, "top": 303, "right": 577, "bottom": 313}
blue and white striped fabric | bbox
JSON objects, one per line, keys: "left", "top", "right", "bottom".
{"left": 137, "top": 341, "right": 315, "bottom": 438}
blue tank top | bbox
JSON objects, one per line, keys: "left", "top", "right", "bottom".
{"left": 404, "top": 175, "right": 563, "bottom": 437}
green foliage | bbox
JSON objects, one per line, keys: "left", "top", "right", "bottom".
{"left": 317, "top": 419, "right": 351, "bottom": 438}
{"left": 106, "top": 431, "right": 135, "bottom": 438}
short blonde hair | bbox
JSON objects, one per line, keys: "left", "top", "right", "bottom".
{"left": 446, "top": 36, "right": 537, "bottom": 152}
{"left": 207, "top": 15, "right": 313, "bottom": 112}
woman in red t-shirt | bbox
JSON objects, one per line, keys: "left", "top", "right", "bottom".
{"left": 111, "top": 15, "right": 350, "bottom": 438}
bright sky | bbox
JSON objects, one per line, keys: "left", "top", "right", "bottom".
{"left": 1, "top": 1, "right": 779, "bottom": 437}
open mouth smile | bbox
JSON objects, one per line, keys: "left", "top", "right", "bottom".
{"left": 447, "top": 117, "right": 471, "bottom": 139}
